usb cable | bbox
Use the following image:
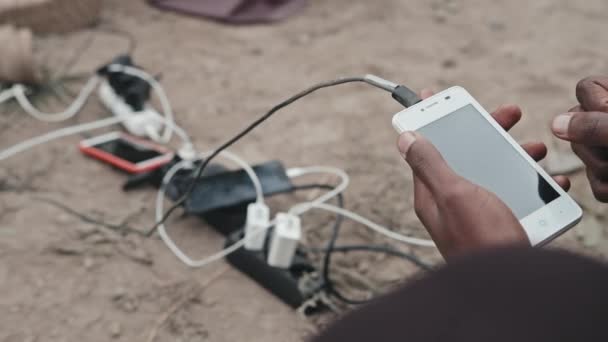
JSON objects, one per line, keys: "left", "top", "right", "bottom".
{"left": 151, "top": 75, "right": 422, "bottom": 233}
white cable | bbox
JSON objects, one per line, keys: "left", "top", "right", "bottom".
{"left": 12, "top": 75, "right": 100, "bottom": 122}
{"left": 1, "top": 64, "right": 195, "bottom": 161}
{"left": 363, "top": 74, "right": 398, "bottom": 92}
{"left": 157, "top": 164, "right": 351, "bottom": 267}
{"left": 106, "top": 64, "right": 178, "bottom": 145}
{"left": 0, "top": 116, "right": 124, "bottom": 161}
{"left": 0, "top": 112, "right": 194, "bottom": 162}
{"left": 287, "top": 166, "right": 434, "bottom": 247}
{"left": 0, "top": 60, "right": 191, "bottom": 151}
{"left": 149, "top": 113, "right": 194, "bottom": 153}
{"left": 156, "top": 151, "right": 264, "bottom": 267}
{"left": 156, "top": 161, "right": 434, "bottom": 268}
{"left": 286, "top": 166, "right": 350, "bottom": 211}
{"left": 296, "top": 202, "right": 435, "bottom": 247}
{"left": 0, "top": 88, "right": 16, "bottom": 104}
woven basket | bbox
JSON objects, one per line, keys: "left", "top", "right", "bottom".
{"left": 0, "top": 0, "right": 102, "bottom": 34}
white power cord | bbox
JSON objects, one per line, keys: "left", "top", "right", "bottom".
{"left": 287, "top": 167, "right": 434, "bottom": 247}
{"left": 286, "top": 166, "right": 350, "bottom": 211}
{"left": 0, "top": 63, "right": 197, "bottom": 161}
{"left": 106, "top": 64, "right": 176, "bottom": 145}
{"left": 0, "top": 87, "right": 17, "bottom": 104}
{"left": 295, "top": 202, "right": 435, "bottom": 247}
{"left": 9, "top": 75, "right": 101, "bottom": 122}
{"left": 155, "top": 164, "right": 353, "bottom": 268}
{"left": 156, "top": 160, "right": 435, "bottom": 268}
{"left": 156, "top": 151, "right": 264, "bottom": 267}
{"left": 2, "top": 67, "right": 431, "bottom": 267}
{"left": 363, "top": 74, "right": 399, "bottom": 92}
{"left": 0, "top": 110, "right": 195, "bottom": 163}
{"left": 0, "top": 116, "right": 125, "bottom": 161}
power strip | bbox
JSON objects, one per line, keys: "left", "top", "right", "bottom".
{"left": 225, "top": 230, "right": 326, "bottom": 313}
{"left": 98, "top": 79, "right": 165, "bottom": 140}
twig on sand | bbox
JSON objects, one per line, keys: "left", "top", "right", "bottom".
{"left": 146, "top": 266, "right": 230, "bottom": 342}
{"left": 33, "top": 196, "right": 146, "bottom": 236}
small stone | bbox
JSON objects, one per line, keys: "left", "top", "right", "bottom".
{"left": 441, "top": 59, "right": 457, "bottom": 69}
{"left": 357, "top": 260, "right": 371, "bottom": 273}
{"left": 54, "top": 213, "right": 72, "bottom": 225}
{"left": 112, "top": 288, "right": 139, "bottom": 313}
{"left": 294, "top": 33, "right": 312, "bottom": 45}
{"left": 76, "top": 225, "right": 98, "bottom": 239}
{"left": 109, "top": 322, "right": 122, "bottom": 339}
{"left": 111, "top": 287, "right": 127, "bottom": 301}
{"left": 83, "top": 257, "right": 95, "bottom": 270}
{"left": 202, "top": 296, "right": 218, "bottom": 308}
{"left": 49, "top": 241, "right": 86, "bottom": 256}
{"left": 85, "top": 232, "right": 115, "bottom": 245}
{"left": 97, "top": 227, "right": 121, "bottom": 242}
{"left": 249, "top": 47, "right": 263, "bottom": 56}
{"left": 432, "top": 14, "right": 447, "bottom": 24}
{"left": 33, "top": 276, "right": 46, "bottom": 289}
{"left": 488, "top": 20, "right": 506, "bottom": 32}
{"left": 117, "top": 236, "right": 153, "bottom": 265}
{"left": 122, "top": 300, "right": 138, "bottom": 313}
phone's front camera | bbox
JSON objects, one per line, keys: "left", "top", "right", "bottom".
{"left": 445, "top": 96, "right": 451, "bottom": 100}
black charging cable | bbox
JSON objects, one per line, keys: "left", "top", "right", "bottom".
{"left": 319, "top": 203, "right": 431, "bottom": 305}
{"left": 147, "top": 77, "right": 420, "bottom": 235}
{"left": 293, "top": 184, "right": 431, "bottom": 306}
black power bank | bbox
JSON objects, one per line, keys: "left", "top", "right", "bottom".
{"left": 166, "top": 160, "right": 293, "bottom": 215}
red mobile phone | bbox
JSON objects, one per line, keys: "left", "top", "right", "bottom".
{"left": 79, "top": 132, "right": 174, "bottom": 174}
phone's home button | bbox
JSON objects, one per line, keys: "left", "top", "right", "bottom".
{"left": 539, "top": 219, "right": 548, "bottom": 227}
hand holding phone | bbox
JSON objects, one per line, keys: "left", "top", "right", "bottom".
{"left": 398, "top": 130, "right": 529, "bottom": 260}
{"left": 393, "top": 88, "right": 581, "bottom": 259}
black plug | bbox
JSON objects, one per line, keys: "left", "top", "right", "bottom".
{"left": 392, "top": 85, "right": 422, "bottom": 108}
{"left": 97, "top": 54, "right": 152, "bottom": 111}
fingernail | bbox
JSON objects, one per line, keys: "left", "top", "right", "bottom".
{"left": 552, "top": 114, "right": 572, "bottom": 139}
{"left": 398, "top": 132, "right": 417, "bottom": 157}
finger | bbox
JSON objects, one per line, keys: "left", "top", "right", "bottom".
{"left": 576, "top": 76, "right": 608, "bottom": 112}
{"left": 413, "top": 175, "right": 440, "bottom": 228}
{"left": 572, "top": 143, "right": 608, "bottom": 180}
{"left": 586, "top": 169, "right": 608, "bottom": 202}
{"left": 521, "top": 142, "right": 547, "bottom": 161}
{"left": 552, "top": 175, "right": 571, "bottom": 191}
{"left": 397, "top": 132, "right": 459, "bottom": 194}
{"left": 552, "top": 111, "right": 608, "bottom": 145}
{"left": 420, "top": 88, "right": 435, "bottom": 99}
{"left": 491, "top": 104, "right": 522, "bottom": 131}
{"left": 572, "top": 143, "right": 599, "bottom": 164}
{"left": 572, "top": 143, "right": 597, "bottom": 168}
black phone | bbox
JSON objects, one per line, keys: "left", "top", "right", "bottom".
{"left": 166, "top": 160, "right": 293, "bottom": 215}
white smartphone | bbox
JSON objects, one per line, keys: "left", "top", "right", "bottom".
{"left": 392, "top": 86, "right": 582, "bottom": 246}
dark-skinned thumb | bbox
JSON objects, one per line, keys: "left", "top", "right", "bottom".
{"left": 397, "top": 132, "right": 458, "bottom": 194}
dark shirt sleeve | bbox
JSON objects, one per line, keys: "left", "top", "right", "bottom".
{"left": 314, "top": 247, "right": 608, "bottom": 342}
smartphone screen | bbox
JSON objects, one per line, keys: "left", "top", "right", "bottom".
{"left": 417, "top": 104, "right": 559, "bottom": 219}
{"left": 92, "top": 138, "right": 162, "bottom": 163}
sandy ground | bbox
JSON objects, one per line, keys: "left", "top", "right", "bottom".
{"left": 2, "top": 0, "right": 608, "bottom": 341}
